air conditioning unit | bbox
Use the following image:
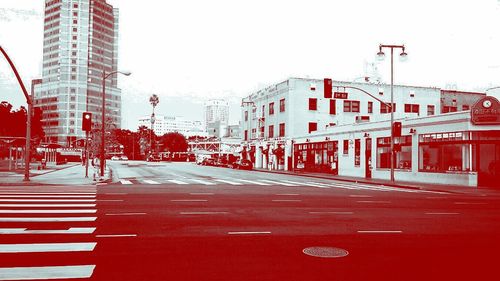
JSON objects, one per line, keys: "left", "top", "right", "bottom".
{"left": 355, "top": 116, "right": 370, "bottom": 123}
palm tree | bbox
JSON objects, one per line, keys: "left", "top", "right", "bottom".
{"left": 149, "top": 94, "right": 159, "bottom": 155}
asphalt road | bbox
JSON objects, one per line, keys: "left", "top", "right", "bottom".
{"left": 1, "top": 161, "right": 499, "bottom": 281}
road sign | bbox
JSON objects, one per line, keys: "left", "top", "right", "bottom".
{"left": 334, "top": 92, "right": 348, "bottom": 99}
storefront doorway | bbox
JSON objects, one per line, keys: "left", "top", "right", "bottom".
{"left": 477, "top": 142, "right": 500, "bottom": 188}
{"left": 365, "top": 138, "right": 372, "bottom": 178}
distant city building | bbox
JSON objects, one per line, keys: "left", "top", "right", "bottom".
{"left": 34, "top": 0, "right": 122, "bottom": 146}
{"left": 204, "top": 99, "right": 229, "bottom": 136}
{"left": 138, "top": 115, "right": 207, "bottom": 138}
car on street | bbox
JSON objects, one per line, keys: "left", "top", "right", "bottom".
{"left": 111, "top": 156, "right": 120, "bottom": 161}
{"left": 231, "top": 159, "right": 253, "bottom": 170}
{"left": 201, "top": 158, "right": 217, "bottom": 166}
{"left": 120, "top": 155, "right": 129, "bottom": 161}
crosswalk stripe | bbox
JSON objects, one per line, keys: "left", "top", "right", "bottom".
{"left": 120, "top": 180, "right": 133, "bottom": 185}
{"left": 237, "top": 179, "right": 271, "bottom": 186}
{"left": 189, "top": 179, "right": 216, "bottom": 185}
{"left": 0, "top": 199, "right": 96, "bottom": 202}
{"left": 0, "top": 242, "right": 97, "bottom": 253}
{"left": 0, "top": 209, "right": 96, "bottom": 214}
{"left": 167, "top": 180, "right": 189, "bottom": 185}
{"left": 0, "top": 265, "right": 96, "bottom": 280}
{"left": 0, "top": 217, "right": 97, "bottom": 222}
{"left": 0, "top": 204, "right": 96, "bottom": 207}
{"left": 0, "top": 227, "right": 96, "bottom": 234}
{"left": 214, "top": 179, "right": 243, "bottom": 185}
{"left": 143, "top": 180, "right": 160, "bottom": 184}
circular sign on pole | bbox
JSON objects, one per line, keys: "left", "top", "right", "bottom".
{"left": 471, "top": 96, "right": 500, "bottom": 125}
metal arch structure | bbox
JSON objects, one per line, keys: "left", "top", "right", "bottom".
{"left": 0, "top": 46, "right": 33, "bottom": 181}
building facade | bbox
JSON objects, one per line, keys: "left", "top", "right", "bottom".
{"left": 138, "top": 115, "right": 207, "bottom": 138}
{"left": 204, "top": 99, "right": 229, "bottom": 136}
{"left": 34, "top": 0, "right": 122, "bottom": 146}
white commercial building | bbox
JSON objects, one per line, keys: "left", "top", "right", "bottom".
{"left": 138, "top": 115, "right": 207, "bottom": 138}
{"left": 204, "top": 99, "right": 229, "bottom": 137}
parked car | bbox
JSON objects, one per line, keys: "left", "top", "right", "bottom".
{"left": 147, "top": 154, "right": 161, "bottom": 162}
{"left": 111, "top": 156, "right": 120, "bottom": 161}
{"left": 120, "top": 155, "right": 129, "bottom": 161}
{"left": 232, "top": 159, "right": 253, "bottom": 170}
{"left": 201, "top": 158, "right": 217, "bottom": 166}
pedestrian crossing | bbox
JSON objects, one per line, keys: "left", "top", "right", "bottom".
{"left": 116, "top": 178, "right": 440, "bottom": 194}
{"left": 0, "top": 186, "right": 98, "bottom": 280}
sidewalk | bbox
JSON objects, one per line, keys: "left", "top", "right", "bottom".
{"left": 0, "top": 163, "right": 111, "bottom": 186}
{"left": 253, "top": 168, "right": 495, "bottom": 195}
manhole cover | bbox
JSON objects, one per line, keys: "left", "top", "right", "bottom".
{"left": 303, "top": 247, "right": 349, "bottom": 258}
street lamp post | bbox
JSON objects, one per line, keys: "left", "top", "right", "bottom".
{"left": 149, "top": 94, "right": 159, "bottom": 157}
{"left": 376, "top": 44, "right": 408, "bottom": 183}
{"left": 100, "top": 70, "right": 131, "bottom": 177}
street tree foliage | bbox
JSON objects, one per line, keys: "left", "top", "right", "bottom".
{"left": 137, "top": 125, "right": 156, "bottom": 157}
{"left": 160, "top": 132, "right": 188, "bottom": 153}
{"left": 110, "top": 129, "right": 141, "bottom": 160}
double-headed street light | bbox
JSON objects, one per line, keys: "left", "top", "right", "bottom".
{"left": 149, "top": 94, "right": 159, "bottom": 157}
{"left": 376, "top": 44, "right": 408, "bottom": 182}
{"left": 100, "top": 70, "right": 131, "bottom": 177}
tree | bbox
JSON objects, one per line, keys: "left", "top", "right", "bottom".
{"left": 110, "top": 129, "right": 141, "bottom": 160}
{"left": 160, "top": 132, "right": 188, "bottom": 153}
{"left": 137, "top": 125, "right": 156, "bottom": 158}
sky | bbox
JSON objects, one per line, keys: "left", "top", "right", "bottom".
{"left": 1, "top": 0, "right": 500, "bottom": 130}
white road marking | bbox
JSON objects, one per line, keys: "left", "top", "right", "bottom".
{"left": 357, "top": 230, "right": 403, "bottom": 234}
{"left": 167, "top": 180, "right": 189, "bottom": 185}
{"left": 323, "top": 183, "right": 359, "bottom": 190}
{"left": 261, "top": 180, "right": 298, "bottom": 186}
{"left": 0, "top": 265, "right": 95, "bottom": 280}
{"left": 236, "top": 179, "right": 271, "bottom": 186}
{"left": 309, "top": 211, "right": 354, "bottom": 215}
{"left": 189, "top": 179, "right": 216, "bottom": 185}
{"left": 171, "top": 199, "right": 208, "bottom": 202}
{"left": 0, "top": 242, "right": 96, "bottom": 253}
{"left": 0, "top": 204, "right": 96, "bottom": 207}
{"left": 0, "top": 227, "right": 96, "bottom": 234}
{"left": 281, "top": 180, "right": 327, "bottom": 187}
{"left": 228, "top": 231, "right": 271, "bottom": 235}
{"left": 105, "top": 213, "right": 146, "bottom": 216}
{"left": 356, "top": 201, "right": 391, "bottom": 204}
{"left": 96, "top": 234, "right": 137, "bottom": 238}
{"left": 120, "top": 180, "right": 133, "bottom": 185}
{"left": 272, "top": 199, "right": 302, "bottom": 202}
{"left": 425, "top": 212, "right": 460, "bottom": 215}
{"left": 0, "top": 199, "right": 95, "bottom": 202}
{"left": 214, "top": 179, "right": 243, "bottom": 185}
{"left": 189, "top": 193, "right": 214, "bottom": 196}
{"left": 306, "top": 182, "right": 332, "bottom": 188}
{"left": 0, "top": 195, "right": 96, "bottom": 198}
{"left": 0, "top": 217, "right": 96, "bottom": 222}
{"left": 143, "top": 180, "right": 160, "bottom": 184}
{"left": 349, "top": 195, "right": 373, "bottom": 198}
{"left": 180, "top": 212, "right": 229, "bottom": 215}
{"left": 0, "top": 209, "right": 96, "bottom": 214}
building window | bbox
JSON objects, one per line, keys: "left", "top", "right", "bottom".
{"left": 368, "top": 101, "right": 373, "bottom": 113}
{"left": 268, "top": 125, "right": 274, "bottom": 139}
{"left": 443, "top": 106, "right": 458, "bottom": 113}
{"left": 262, "top": 105, "right": 265, "bottom": 118}
{"left": 427, "top": 105, "right": 435, "bottom": 116}
{"left": 269, "top": 102, "right": 274, "bottom": 115}
{"left": 462, "top": 105, "right": 470, "bottom": 111}
{"left": 354, "top": 139, "right": 361, "bottom": 166}
{"left": 404, "top": 104, "right": 420, "bottom": 114}
{"left": 70, "top": 88, "right": 76, "bottom": 93}
{"left": 244, "top": 111, "right": 248, "bottom": 121}
{"left": 329, "top": 99, "right": 336, "bottom": 115}
{"left": 70, "top": 121, "right": 75, "bottom": 125}
{"left": 280, "top": 98, "right": 285, "bottom": 112}
{"left": 70, "top": 105, "right": 75, "bottom": 109}
{"left": 380, "top": 102, "right": 396, "bottom": 113}
{"left": 376, "top": 136, "right": 412, "bottom": 169}
{"left": 72, "top": 35, "right": 77, "bottom": 40}
{"left": 308, "top": 122, "right": 317, "bottom": 134}
{"left": 71, "top": 75, "right": 76, "bottom": 80}
{"left": 70, "top": 113, "right": 75, "bottom": 117}
{"left": 309, "top": 98, "right": 317, "bottom": 110}
{"left": 343, "top": 140, "right": 349, "bottom": 155}
{"left": 72, "top": 27, "right": 77, "bottom": 32}
{"left": 70, "top": 96, "right": 75, "bottom": 101}
{"left": 72, "top": 51, "right": 77, "bottom": 56}
{"left": 251, "top": 128, "right": 257, "bottom": 139}
{"left": 73, "top": 3, "right": 78, "bottom": 8}
{"left": 279, "top": 123, "right": 285, "bottom": 137}
{"left": 343, "top": 100, "right": 360, "bottom": 113}
{"left": 73, "top": 19, "right": 77, "bottom": 24}
{"left": 73, "top": 12, "right": 78, "bottom": 17}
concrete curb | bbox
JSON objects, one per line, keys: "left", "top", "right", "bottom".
{"left": 30, "top": 163, "right": 80, "bottom": 177}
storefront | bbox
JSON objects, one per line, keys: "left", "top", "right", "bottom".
{"left": 293, "top": 96, "right": 500, "bottom": 188}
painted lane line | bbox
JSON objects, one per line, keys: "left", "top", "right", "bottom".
{"left": 105, "top": 213, "right": 147, "bottom": 216}
{"left": 0, "top": 209, "right": 96, "bottom": 214}
{"left": 324, "top": 183, "right": 359, "bottom": 190}
{"left": 189, "top": 179, "right": 216, "bottom": 185}
{"left": 171, "top": 199, "right": 208, "bottom": 202}
{"left": 0, "top": 195, "right": 96, "bottom": 198}
{"left": 276, "top": 194, "right": 300, "bottom": 196}
{"left": 357, "top": 230, "right": 403, "bottom": 234}
{"left": 0, "top": 204, "right": 96, "bottom": 207}
{"left": 236, "top": 179, "right": 271, "bottom": 186}
{"left": 0, "top": 227, "right": 96, "bottom": 234}
{"left": 180, "top": 212, "right": 229, "bottom": 215}
{"left": 0, "top": 265, "right": 96, "bottom": 281}
{"left": 189, "top": 193, "right": 214, "bottom": 196}
{"left": 272, "top": 199, "right": 302, "bottom": 202}
{"left": 306, "top": 182, "right": 332, "bottom": 188}
{"left": 214, "top": 179, "right": 243, "bottom": 185}
{"left": 425, "top": 212, "right": 460, "bottom": 215}
{"left": 143, "top": 180, "right": 160, "bottom": 184}
{"left": 227, "top": 231, "right": 271, "bottom": 235}
{"left": 261, "top": 180, "right": 298, "bottom": 186}
{"left": 454, "top": 202, "right": 487, "bottom": 205}
{"left": 309, "top": 211, "right": 354, "bottom": 215}
{"left": 281, "top": 180, "right": 328, "bottom": 187}
{"left": 167, "top": 180, "right": 189, "bottom": 185}
{"left": 96, "top": 234, "right": 137, "bottom": 238}
{"left": 120, "top": 180, "right": 133, "bottom": 185}
{"left": 0, "top": 199, "right": 96, "bottom": 202}
{"left": 0, "top": 217, "right": 97, "bottom": 222}
{"left": 0, "top": 242, "right": 97, "bottom": 253}
{"left": 349, "top": 195, "right": 373, "bottom": 198}
{"left": 356, "top": 201, "right": 391, "bottom": 204}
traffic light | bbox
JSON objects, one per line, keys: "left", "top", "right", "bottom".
{"left": 82, "top": 112, "right": 92, "bottom": 132}
{"left": 324, "top": 78, "right": 332, "bottom": 98}
{"left": 392, "top": 121, "right": 402, "bottom": 137}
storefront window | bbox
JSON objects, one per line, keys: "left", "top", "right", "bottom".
{"left": 377, "top": 136, "right": 412, "bottom": 170}
{"left": 419, "top": 131, "right": 474, "bottom": 172}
